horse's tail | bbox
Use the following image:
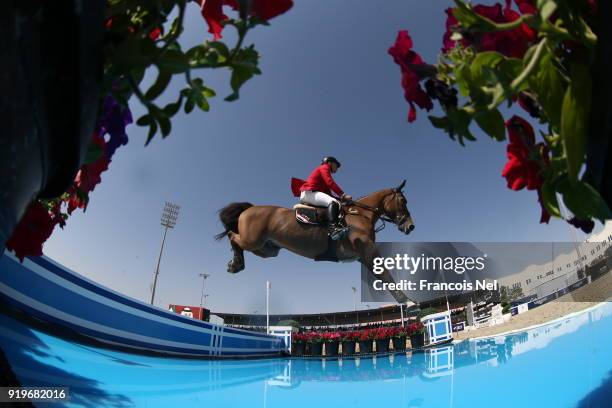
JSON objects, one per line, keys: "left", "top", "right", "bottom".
{"left": 214, "top": 202, "right": 254, "bottom": 241}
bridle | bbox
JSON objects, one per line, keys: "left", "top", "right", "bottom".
{"left": 347, "top": 190, "right": 409, "bottom": 233}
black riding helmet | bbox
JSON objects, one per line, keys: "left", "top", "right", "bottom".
{"left": 322, "top": 156, "right": 341, "bottom": 168}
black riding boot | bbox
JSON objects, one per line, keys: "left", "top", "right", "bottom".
{"left": 327, "top": 202, "right": 348, "bottom": 240}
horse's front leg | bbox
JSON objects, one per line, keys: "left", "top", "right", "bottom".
{"left": 355, "top": 238, "right": 409, "bottom": 304}
{"left": 227, "top": 231, "right": 245, "bottom": 273}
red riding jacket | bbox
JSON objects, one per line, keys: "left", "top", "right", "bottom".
{"left": 291, "top": 163, "right": 344, "bottom": 197}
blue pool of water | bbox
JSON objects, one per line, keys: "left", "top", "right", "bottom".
{"left": 1, "top": 303, "right": 611, "bottom": 408}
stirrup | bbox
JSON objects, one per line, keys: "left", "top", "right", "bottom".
{"left": 329, "top": 224, "right": 349, "bottom": 240}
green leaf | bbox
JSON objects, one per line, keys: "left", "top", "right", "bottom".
{"left": 560, "top": 64, "right": 591, "bottom": 182}
{"left": 195, "top": 93, "right": 210, "bottom": 112}
{"left": 446, "top": 107, "right": 475, "bottom": 145}
{"left": 497, "top": 58, "right": 524, "bottom": 84}
{"left": 184, "top": 94, "right": 195, "bottom": 113}
{"left": 149, "top": 106, "right": 171, "bottom": 138}
{"left": 454, "top": 62, "right": 472, "bottom": 97}
{"left": 560, "top": 179, "right": 612, "bottom": 222}
{"left": 470, "top": 52, "right": 504, "bottom": 83}
{"left": 225, "top": 64, "right": 259, "bottom": 102}
{"left": 202, "top": 87, "right": 216, "bottom": 98}
{"left": 145, "top": 121, "right": 158, "bottom": 146}
{"left": 529, "top": 50, "right": 565, "bottom": 130}
{"left": 474, "top": 108, "right": 506, "bottom": 141}
{"left": 428, "top": 116, "right": 450, "bottom": 129}
{"left": 207, "top": 41, "right": 230, "bottom": 57}
{"left": 111, "top": 37, "right": 151, "bottom": 74}
{"left": 159, "top": 115, "right": 171, "bottom": 137}
{"left": 163, "top": 102, "right": 181, "bottom": 117}
{"left": 145, "top": 69, "right": 172, "bottom": 100}
{"left": 539, "top": 1, "right": 557, "bottom": 21}
{"left": 452, "top": 1, "right": 497, "bottom": 32}
{"left": 541, "top": 179, "right": 561, "bottom": 218}
{"left": 136, "top": 114, "right": 153, "bottom": 127}
{"left": 157, "top": 49, "right": 191, "bottom": 73}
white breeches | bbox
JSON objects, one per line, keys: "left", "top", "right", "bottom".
{"left": 300, "top": 191, "right": 339, "bottom": 207}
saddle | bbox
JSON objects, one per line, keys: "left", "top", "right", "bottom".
{"left": 293, "top": 203, "right": 329, "bottom": 225}
{"left": 293, "top": 203, "right": 340, "bottom": 262}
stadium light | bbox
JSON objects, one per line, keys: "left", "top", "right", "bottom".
{"left": 199, "top": 273, "right": 210, "bottom": 309}
{"left": 266, "top": 281, "right": 271, "bottom": 333}
{"left": 150, "top": 202, "right": 180, "bottom": 305}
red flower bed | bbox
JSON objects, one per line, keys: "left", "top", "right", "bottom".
{"left": 321, "top": 332, "right": 341, "bottom": 342}
{"left": 406, "top": 322, "right": 425, "bottom": 335}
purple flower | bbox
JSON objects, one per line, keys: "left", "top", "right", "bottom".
{"left": 95, "top": 95, "right": 133, "bottom": 159}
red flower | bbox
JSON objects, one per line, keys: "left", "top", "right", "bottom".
{"left": 200, "top": 0, "right": 293, "bottom": 40}
{"left": 502, "top": 116, "right": 551, "bottom": 224}
{"left": 149, "top": 27, "right": 162, "bottom": 40}
{"left": 6, "top": 202, "right": 58, "bottom": 261}
{"left": 502, "top": 116, "right": 543, "bottom": 191}
{"left": 443, "top": 2, "right": 537, "bottom": 58}
{"left": 442, "top": 8, "right": 469, "bottom": 53}
{"left": 388, "top": 30, "right": 433, "bottom": 122}
{"left": 246, "top": 0, "right": 294, "bottom": 20}
{"left": 372, "top": 327, "right": 395, "bottom": 340}
{"left": 514, "top": 0, "right": 537, "bottom": 15}
{"left": 406, "top": 322, "right": 424, "bottom": 335}
{"left": 76, "top": 158, "right": 110, "bottom": 198}
{"left": 322, "top": 332, "right": 341, "bottom": 341}
{"left": 69, "top": 133, "right": 112, "bottom": 213}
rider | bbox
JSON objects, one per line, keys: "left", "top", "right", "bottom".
{"left": 299, "top": 157, "right": 352, "bottom": 239}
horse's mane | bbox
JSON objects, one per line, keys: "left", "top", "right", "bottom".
{"left": 354, "top": 188, "right": 394, "bottom": 203}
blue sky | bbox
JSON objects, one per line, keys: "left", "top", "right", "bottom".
{"left": 44, "top": 0, "right": 596, "bottom": 314}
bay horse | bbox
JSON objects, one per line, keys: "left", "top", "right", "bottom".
{"left": 215, "top": 180, "right": 415, "bottom": 303}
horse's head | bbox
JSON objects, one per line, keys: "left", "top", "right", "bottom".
{"left": 382, "top": 180, "right": 415, "bottom": 235}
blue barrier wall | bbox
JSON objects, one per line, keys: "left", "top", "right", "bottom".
{"left": 0, "top": 251, "right": 284, "bottom": 358}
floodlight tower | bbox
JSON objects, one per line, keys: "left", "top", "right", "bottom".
{"left": 199, "top": 273, "right": 210, "bottom": 309}
{"left": 150, "top": 202, "right": 180, "bottom": 305}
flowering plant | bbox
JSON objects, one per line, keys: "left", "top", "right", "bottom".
{"left": 306, "top": 332, "right": 324, "bottom": 344}
{"left": 340, "top": 331, "right": 361, "bottom": 342}
{"left": 321, "top": 332, "right": 342, "bottom": 342}
{"left": 7, "top": 0, "right": 292, "bottom": 261}
{"left": 372, "top": 327, "right": 395, "bottom": 340}
{"left": 406, "top": 322, "right": 425, "bottom": 336}
{"left": 392, "top": 327, "right": 408, "bottom": 338}
{"left": 389, "top": 0, "right": 610, "bottom": 231}
{"left": 358, "top": 329, "right": 377, "bottom": 341}
{"left": 293, "top": 333, "right": 308, "bottom": 343}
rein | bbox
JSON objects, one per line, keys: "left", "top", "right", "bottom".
{"left": 347, "top": 191, "right": 408, "bottom": 233}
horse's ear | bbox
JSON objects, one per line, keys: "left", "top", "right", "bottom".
{"left": 397, "top": 180, "right": 406, "bottom": 191}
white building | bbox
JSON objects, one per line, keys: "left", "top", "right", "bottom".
{"left": 498, "top": 221, "right": 612, "bottom": 299}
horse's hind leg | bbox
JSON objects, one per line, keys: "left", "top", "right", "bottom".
{"left": 227, "top": 232, "right": 245, "bottom": 273}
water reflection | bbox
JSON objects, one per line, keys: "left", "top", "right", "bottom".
{"left": 268, "top": 303, "right": 612, "bottom": 388}
{"left": 1, "top": 303, "right": 610, "bottom": 408}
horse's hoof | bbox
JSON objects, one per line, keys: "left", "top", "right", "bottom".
{"left": 227, "top": 260, "right": 244, "bottom": 274}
